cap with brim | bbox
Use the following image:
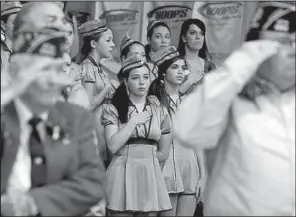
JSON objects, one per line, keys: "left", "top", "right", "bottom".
{"left": 248, "top": 2, "right": 295, "bottom": 35}
{"left": 1, "top": 1, "right": 22, "bottom": 17}
{"left": 150, "top": 46, "right": 179, "bottom": 67}
{"left": 13, "top": 2, "right": 68, "bottom": 37}
{"left": 118, "top": 54, "right": 146, "bottom": 81}
{"left": 78, "top": 19, "right": 108, "bottom": 37}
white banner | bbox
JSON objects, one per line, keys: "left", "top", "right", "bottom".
{"left": 78, "top": 1, "right": 259, "bottom": 74}
{"left": 191, "top": 1, "right": 245, "bottom": 65}
{"left": 95, "top": 2, "right": 143, "bottom": 63}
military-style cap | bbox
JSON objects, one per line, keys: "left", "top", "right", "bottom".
{"left": 1, "top": 1, "right": 22, "bottom": 17}
{"left": 78, "top": 19, "right": 108, "bottom": 37}
{"left": 11, "top": 2, "right": 67, "bottom": 56}
{"left": 118, "top": 54, "right": 146, "bottom": 80}
{"left": 150, "top": 46, "right": 179, "bottom": 67}
{"left": 120, "top": 34, "right": 134, "bottom": 52}
{"left": 147, "top": 19, "right": 163, "bottom": 33}
{"left": 247, "top": 1, "right": 295, "bottom": 40}
{"left": 13, "top": 2, "right": 67, "bottom": 36}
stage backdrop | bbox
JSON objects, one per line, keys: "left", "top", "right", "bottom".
{"left": 67, "top": 1, "right": 258, "bottom": 75}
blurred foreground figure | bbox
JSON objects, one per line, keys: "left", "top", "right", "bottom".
{"left": 174, "top": 2, "right": 295, "bottom": 216}
{"left": 1, "top": 2, "right": 105, "bottom": 216}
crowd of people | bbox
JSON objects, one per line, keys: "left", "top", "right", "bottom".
{"left": 1, "top": 1, "right": 295, "bottom": 216}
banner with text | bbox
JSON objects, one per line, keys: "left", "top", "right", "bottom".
{"left": 141, "top": 2, "right": 194, "bottom": 47}
{"left": 95, "top": 2, "right": 143, "bottom": 63}
{"left": 191, "top": 1, "right": 245, "bottom": 65}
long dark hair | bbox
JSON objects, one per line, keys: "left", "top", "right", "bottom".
{"left": 121, "top": 41, "right": 145, "bottom": 62}
{"left": 76, "top": 33, "right": 102, "bottom": 64}
{"left": 148, "top": 55, "right": 183, "bottom": 114}
{"left": 112, "top": 64, "right": 150, "bottom": 123}
{"left": 145, "top": 22, "right": 171, "bottom": 62}
{"left": 177, "top": 18, "right": 212, "bottom": 62}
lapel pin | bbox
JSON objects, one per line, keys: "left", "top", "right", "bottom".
{"left": 52, "top": 126, "right": 61, "bottom": 141}
{"left": 62, "top": 135, "right": 71, "bottom": 145}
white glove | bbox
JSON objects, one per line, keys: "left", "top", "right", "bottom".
{"left": 223, "top": 40, "right": 280, "bottom": 86}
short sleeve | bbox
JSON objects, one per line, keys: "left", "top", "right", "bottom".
{"left": 160, "top": 106, "right": 171, "bottom": 135}
{"left": 101, "top": 104, "right": 119, "bottom": 127}
{"left": 81, "top": 63, "right": 96, "bottom": 83}
{"left": 70, "top": 62, "right": 84, "bottom": 81}
{"left": 68, "top": 83, "right": 91, "bottom": 110}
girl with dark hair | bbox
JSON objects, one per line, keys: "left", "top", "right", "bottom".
{"left": 145, "top": 19, "right": 171, "bottom": 63}
{"left": 177, "top": 18, "right": 216, "bottom": 95}
{"left": 78, "top": 19, "right": 119, "bottom": 168}
{"left": 120, "top": 34, "right": 158, "bottom": 81}
{"left": 101, "top": 54, "right": 172, "bottom": 216}
{"left": 148, "top": 46, "right": 207, "bottom": 216}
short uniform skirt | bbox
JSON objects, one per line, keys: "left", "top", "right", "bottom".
{"left": 175, "top": 142, "right": 200, "bottom": 195}
{"left": 106, "top": 144, "right": 172, "bottom": 212}
{"left": 162, "top": 143, "right": 184, "bottom": 194}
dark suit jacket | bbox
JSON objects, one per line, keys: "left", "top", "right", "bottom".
{"left": 1, "top": 101, "right": 106, "bottom": 216}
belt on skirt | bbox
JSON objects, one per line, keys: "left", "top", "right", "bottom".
{"left": 114, "top": 138, "right": 158, "bottom": 157}
{"left": 126, "top": 138, "right": 157, "bottom": 145}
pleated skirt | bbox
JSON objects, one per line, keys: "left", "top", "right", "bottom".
{"left": 106, "top": 144, "right": 172, "bottom": 212}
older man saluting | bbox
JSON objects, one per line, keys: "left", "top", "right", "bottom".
{"left": 1, "top": 2, "right": 105, "bottom": 216}
{"left": 173, "top": 2, "right": 295, "bottom": 216}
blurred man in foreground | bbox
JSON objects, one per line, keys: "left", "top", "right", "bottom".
{"left": 174, "top": 2, "right": 295, "bottom": 216}
{"left": 1, "top": 2, "right": 105, "bottom": 216}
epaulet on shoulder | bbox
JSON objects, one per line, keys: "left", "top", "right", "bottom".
{"left": 80, "top": 58, "right": 93, "bottom": 66}
{"left": 148, "top": 95, "right": 161, "bottom": 106}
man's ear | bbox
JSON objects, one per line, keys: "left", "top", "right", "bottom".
{"left": 147, "top": 36, "right": 151, "bottom": 44}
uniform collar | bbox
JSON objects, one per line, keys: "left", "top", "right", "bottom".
{"left": 14, "top": 98, "right": 48, "bottom": 128}
{"left": 128, "top": 96, "right": 151, "bottom": 107}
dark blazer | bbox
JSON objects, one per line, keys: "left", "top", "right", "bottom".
{"left": 1, "top": 101, "right": 106, "bottom": 216}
